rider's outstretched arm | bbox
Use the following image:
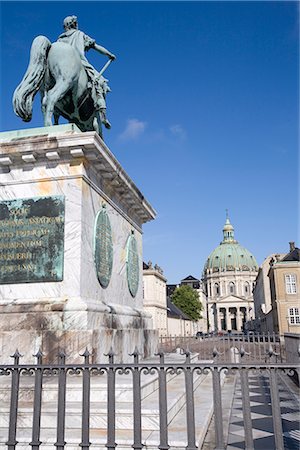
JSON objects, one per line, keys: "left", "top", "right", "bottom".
{"left": 93, "top": 43, "right": 116, "bottom": 60}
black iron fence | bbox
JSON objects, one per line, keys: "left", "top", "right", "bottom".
{"left": 0, "top": 346, "right": 298, "bottom": 450}
{"left": 159, "top": 333, "right": 284, "bottom": 362}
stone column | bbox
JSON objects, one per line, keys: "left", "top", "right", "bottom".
{"left": 246, "top": 306, "right": 250, "bottom": 322}
{"left": 213, "top": 304, "right": 218, "bottom": 331}
{"left": 236, "top": 308, "right": 242, "bottom": 331}
{"left": 217, "top": 309, "right": 222, "bottom": 331}
{"left": 225, "top": 308, "right": 230, "bottom": 331}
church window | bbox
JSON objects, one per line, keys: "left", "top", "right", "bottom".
{"left": 229, "top": 282, "right": 235, "bottom": 294}
{"left": 244, "top": 282, "right": 250, "bottom": 295}
{"left": 285, "top": 274, "right": 297, "bottom": 294}
{"left": 288, "top": 307, "right": 300, "bottom": 324}
{"left": 214, "top": 283, "right": 220, "bottom": 296}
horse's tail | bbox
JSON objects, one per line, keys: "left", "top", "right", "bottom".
{"left": 13, "top": 35, "right": 51, "bottom": 122}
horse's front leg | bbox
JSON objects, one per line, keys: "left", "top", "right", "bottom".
{"left": 41, "top": 91, "right": 47, "bottom": 121}
{"left": 42, "top": 91, "right": 53, "bottom": 127}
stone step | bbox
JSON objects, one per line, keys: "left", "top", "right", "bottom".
{"left": 0, "top": 370, "right": 206, "bottom": 430}
{"left": 0, "top": 354, "right": 196, "bottom": 404}
{"left": 0, "top": 354, "right": 213, "bottom": 449}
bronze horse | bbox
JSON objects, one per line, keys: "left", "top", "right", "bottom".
{"left": 13, "top": 36, "right": 110, "bottom": 136}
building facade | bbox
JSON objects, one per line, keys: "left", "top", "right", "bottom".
{"left": 166, "top": 297, "right": 195, "bottom": 336}
{"left": 202, "top": 216, "right": 258, "bottom": 333}
{"left": 143, "top": 262, "right": 168, "bottom": 337}
{"left": 267, "top": 243, "right": 300, "bottom": 334}
{"left": 253, "top": 254, "right": 283, "bottom": 332}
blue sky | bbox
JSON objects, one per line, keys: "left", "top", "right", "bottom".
{"left": 0, "top": 1, "right": 299, "bottom": 283}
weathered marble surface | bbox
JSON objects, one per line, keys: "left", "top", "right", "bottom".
{"left": 0, "top": 125, "right": 158, "bottom": 362}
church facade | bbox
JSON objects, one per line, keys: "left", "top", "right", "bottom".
{"left": 202, "top": 216, "right": 258, "bottom": 333}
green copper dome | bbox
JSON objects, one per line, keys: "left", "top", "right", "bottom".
{"left": 205, "top": 216, "right": 258, "bottom": 273}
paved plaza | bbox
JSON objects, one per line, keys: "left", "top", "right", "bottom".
{"left": 227, "top": 373, "right": 300, "bottom": 450}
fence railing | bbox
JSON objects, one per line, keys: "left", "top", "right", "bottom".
{"left": 0, "top": 347, "right": 298, "bottom": 450}
{"left": 159, "top": 333, "right": 285, "bottom": 362}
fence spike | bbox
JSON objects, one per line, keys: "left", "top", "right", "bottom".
{"left": 57, "top": 348, "right": 67, "bottom": 364}
{"left": 212, "top": 347, "right": 219, "bottom": 358}
{"left": 11, "top": 349, "right": 23, "bottom": 364}
{"left": 185, "top": 350, "right": 191, "bottom": 363}
{"left": 240, "top": 346, "right": 250, "bottom": 358}
{"left": 155, "top": 351, "right": 165, "bottom": 363}
{"left": 104, "top": 347, "right": 115, "bottom": 363}
{"left": 33, "top": 348, "right": 44, "bottom": 364}
{"left": 80, "top": 348, "right": 92, "bottom": 364}
{"left": 267, "top": 345, "right": 279, "bottom": 359}
{"left": 130, "top": 346, "right": 140, "bottom": 363}
{"left": 130, "top": 346, "right": 140, "bottom": 356}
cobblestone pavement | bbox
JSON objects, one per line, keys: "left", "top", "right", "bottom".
{"left": 227, "top": 373, "right": 300, "bottom": 450}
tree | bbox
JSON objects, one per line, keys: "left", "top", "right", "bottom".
{"left": 171, "top": 285, "right": 203, "bottom": 321}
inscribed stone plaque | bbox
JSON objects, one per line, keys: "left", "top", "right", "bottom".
{"left": 126, "top": 231, "right": 139, "bottom": 297}
{"left": 94, "top": 205, "right": 113, "bottom": 288}
{"left": 0, "top": 196, "right": 65, "bottom": 283}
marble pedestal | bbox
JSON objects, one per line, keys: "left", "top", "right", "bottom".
{"left": 0, "top": 125, "right": 158, "bottom": 363}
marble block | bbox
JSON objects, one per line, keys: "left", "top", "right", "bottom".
{"left": 0, "top": 125, "right": 158, "bottom": 362}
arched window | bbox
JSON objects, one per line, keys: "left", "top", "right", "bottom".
{"left": 244, "top": 282, "right": 250, "bottom": 296}
{"left": 214, "top": 283, "right": 220, "bottom": 296}
{"left": 229, "top": 282, "right": 235, "bottom": 294}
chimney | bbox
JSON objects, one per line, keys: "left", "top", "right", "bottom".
{"left": 289, "top": 241, "right": 295, "bottom": 252}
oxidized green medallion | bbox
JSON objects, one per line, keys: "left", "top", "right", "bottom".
{"left": 94, "top": 205, "right": 113, "bottom": 288}
{"left": 0, "top": 195, "right": 65, "bottom": 283}
{"left": 126, "top": 231, "right": 139, "bottom": 297}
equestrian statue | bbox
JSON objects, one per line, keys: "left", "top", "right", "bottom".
{"left": 13, "top": 15, "right": 116, "bottom": 137}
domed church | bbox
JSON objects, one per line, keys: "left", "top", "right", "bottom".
{"left": 202, "top": 215, "right": 258, "bottom": 333}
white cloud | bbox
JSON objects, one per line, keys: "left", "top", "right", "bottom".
{"left": 119, "top": 118, "right": 147, "bottom": 141}
{"left": 169, "top": 124, "right": 186, "bottom": 139}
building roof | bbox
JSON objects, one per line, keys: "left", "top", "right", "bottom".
{"left": 167, "top": 297, "right": 191, "bottom": 320}
{"left": 204, "top": 215, "right": 258, "bottom": 273}
{"left": 181, "top": 275, "right": 200, "bottom": 282}
{"left": 281, "top": 247, "right": 300, "bottom": 262}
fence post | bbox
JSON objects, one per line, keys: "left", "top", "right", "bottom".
{"left": 212, "top": 367, "right": 224, "bottom": 450}
{"left": 239, "top": 368, "right": 254, "bottom": 450}
{"left": 55, "top": 350, "right": 67, "bottom": 450}
{"left": 106, "top": 348, "right": 117, "bottom": 450}
{"left": 80, "top": 349, "right": 91, "bottom": 450}
{"left": 131, "top": 347, "right": 143, "bottom": 450}
{"left": 184, "top": 352, "right": 198, "bottom": 450}
{"left": 157, "top": 352, "right": 169, "bottom": 450}
{"left": 29, "top": 349, "right": 43, "bottom": 450}
{"left": 269, "top": 368, "right": 284, "bottom": 450}
{"left": 6, "top": 350, "right": 22, "bottom": 450}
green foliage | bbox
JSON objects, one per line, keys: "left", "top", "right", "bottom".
{"left": 171, "top": 285, "right": 203, "bottom": 321}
